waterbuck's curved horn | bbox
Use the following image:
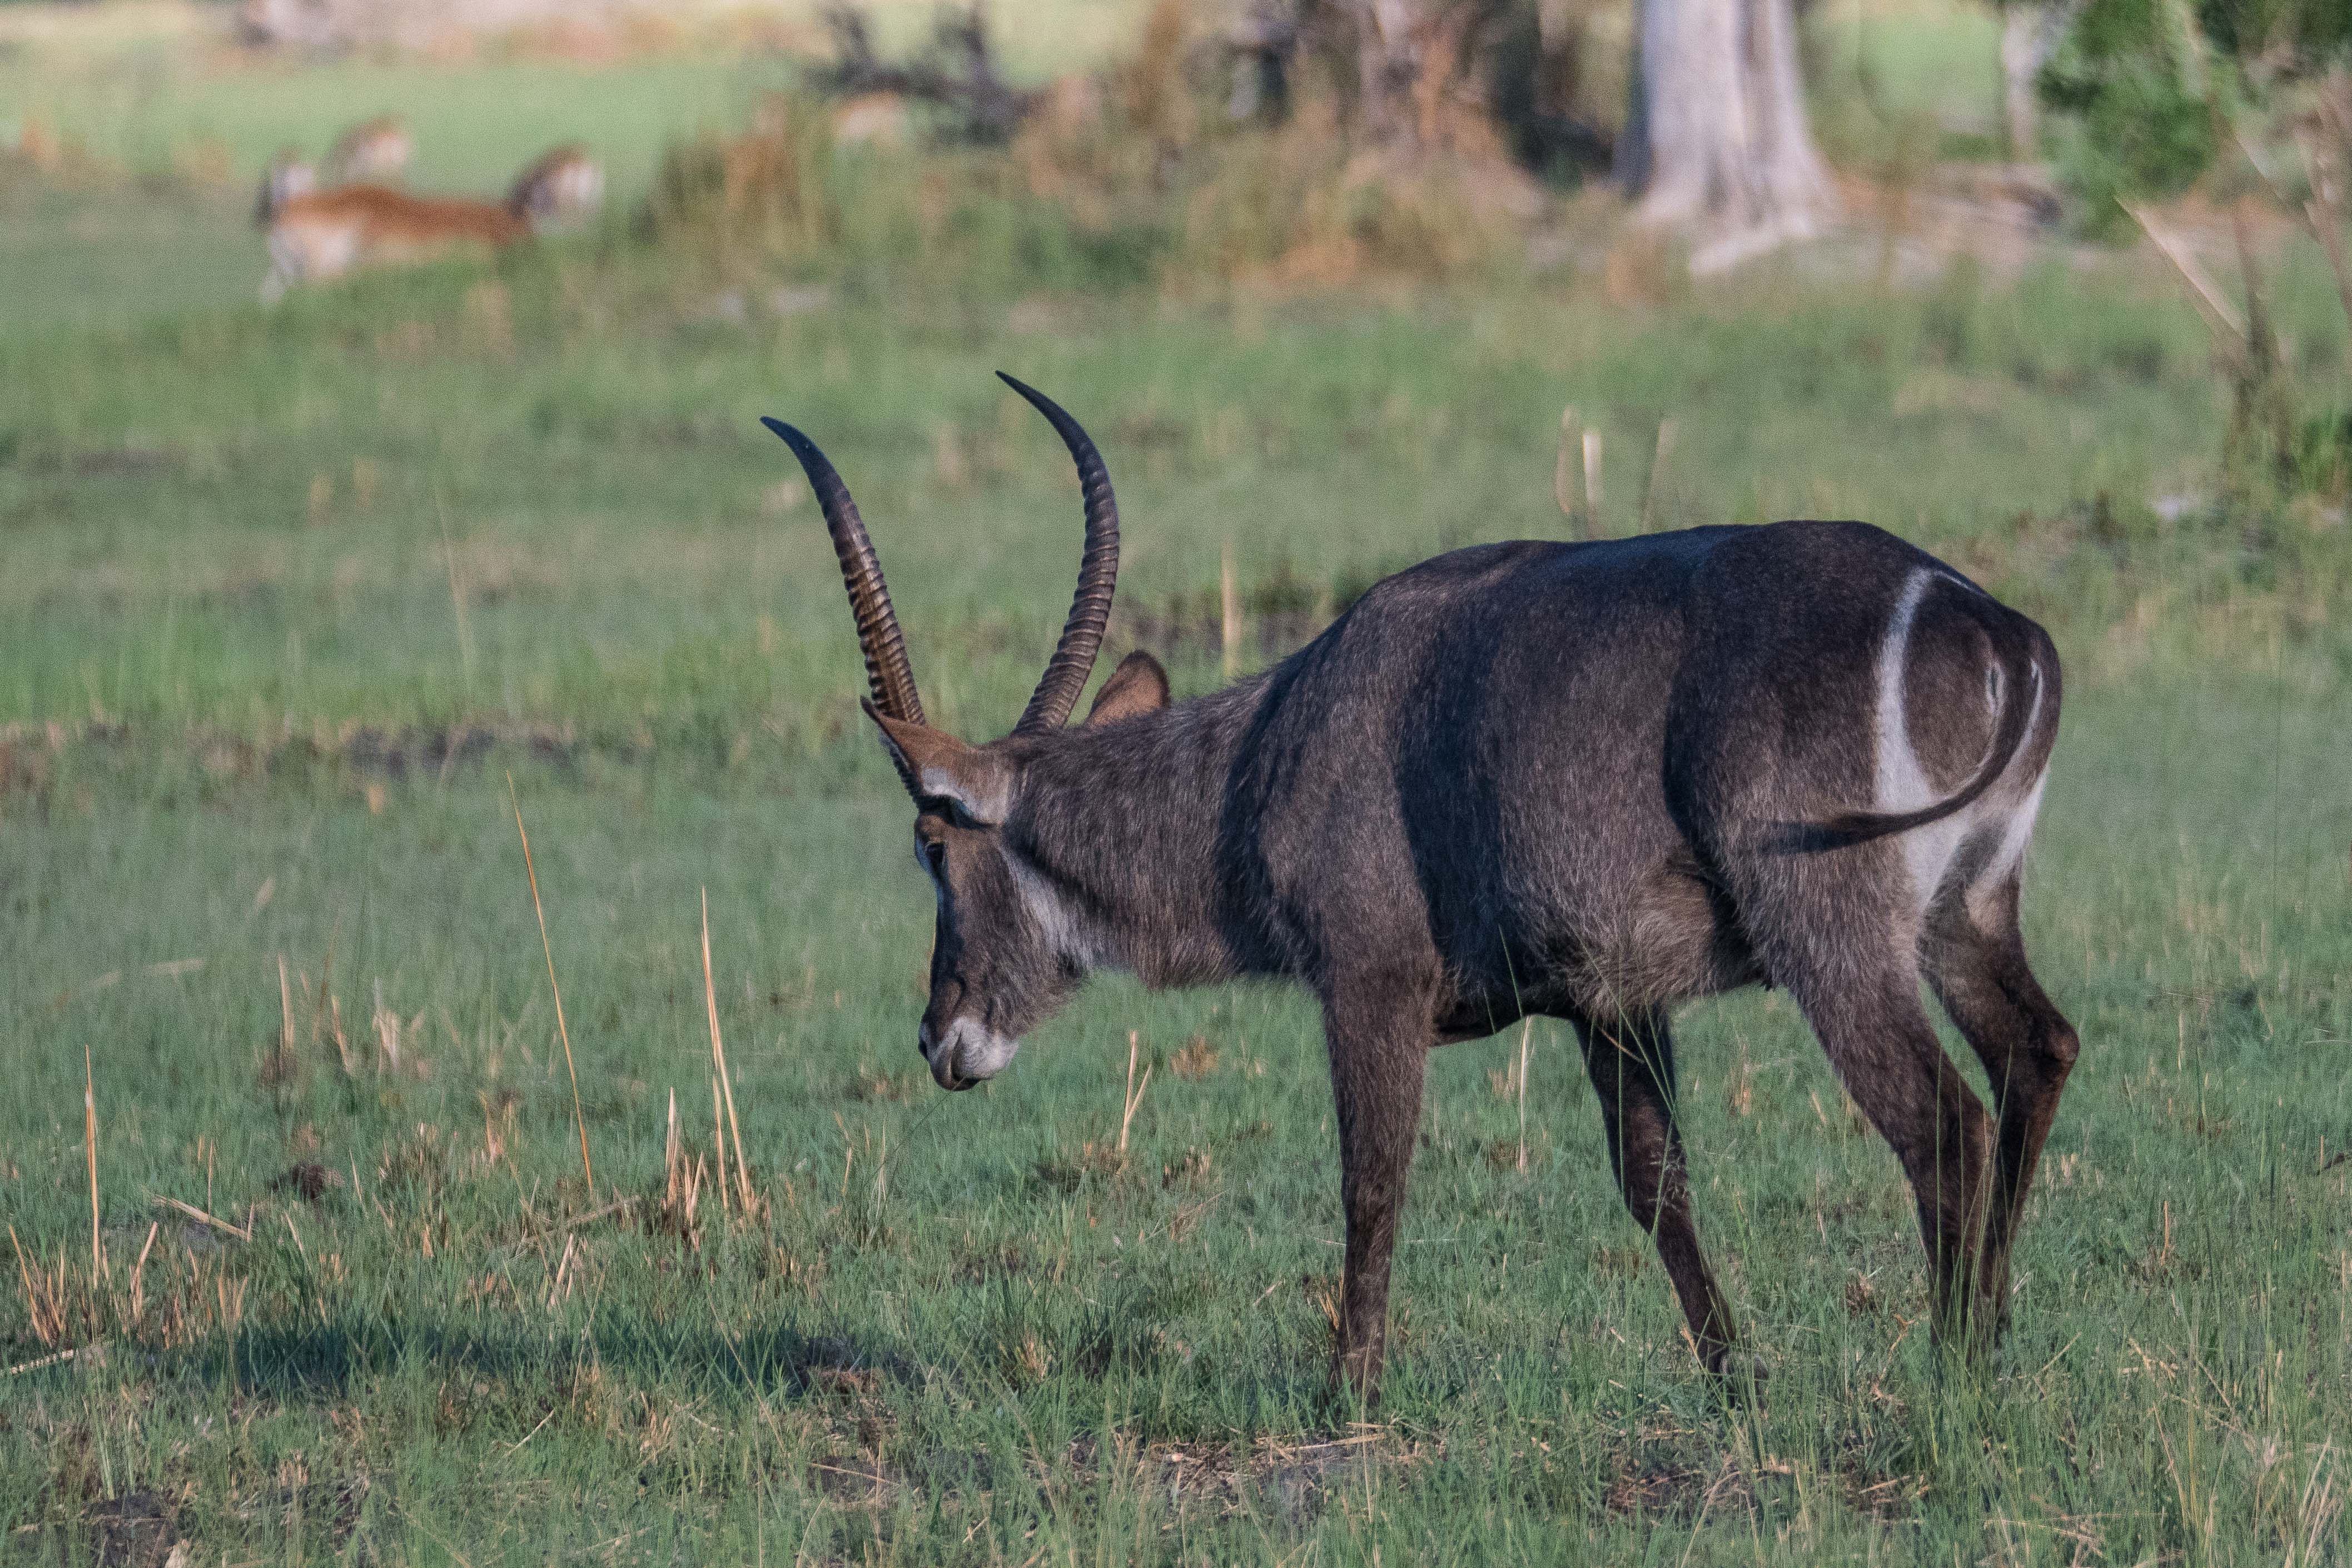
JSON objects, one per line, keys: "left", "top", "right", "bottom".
{"left": 1000, "top": 372, "right": 1118, "bottom": 735}
{"left": 760, "top": 416, "right": 926, "bottom": 728}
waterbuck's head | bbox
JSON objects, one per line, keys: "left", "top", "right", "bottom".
{"left": 763, "top": 375, "right": 1170, "bottom": 1091}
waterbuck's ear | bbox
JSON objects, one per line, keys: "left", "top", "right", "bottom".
{"left": 862, "top": 700, "right": 1015, "bottom": 824}
{"left": 1085, "top": 651, "right": 1171, "bottom": 727}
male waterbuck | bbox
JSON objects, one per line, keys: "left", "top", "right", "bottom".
{"left": 766, "top": 377, "right": 2076, "bottom": 1399}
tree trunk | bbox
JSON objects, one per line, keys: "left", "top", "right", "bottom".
{"left": 1359, "top": 0, "right": 1421, "bottom": 138}
{"left": 2000, "top": 8, "right": 2041, "bottom": 158}
{"left": 1999, "top": 3, "right": 2077, "bottom": 161}
{"left": 1332, "top": 0, "right": 1490, "bottom": 151}
{"left": 1619, "top": 0, "right": 1838, "bottom": 271}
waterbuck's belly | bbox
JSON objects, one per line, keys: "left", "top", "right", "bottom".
{"left": 1426, "top": 848, "right": 1764, "bottom": 1039}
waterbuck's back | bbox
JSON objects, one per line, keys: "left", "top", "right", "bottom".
{"left": 1243, "top": 520, "right": 2054, "bottom": 1023}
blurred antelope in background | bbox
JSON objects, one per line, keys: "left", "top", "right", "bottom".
{"left": 255, "top": 144, "right": 602, "bottom": 301}
{"left": 504, "top": 144, "right": 604, "bottom": 229}
{"left": 321, "top": 115, "right": 412, "bottom": 185}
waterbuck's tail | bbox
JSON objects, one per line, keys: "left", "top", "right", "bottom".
{"left": 1808, "top": 581, "right": 2044, "bottom": 852}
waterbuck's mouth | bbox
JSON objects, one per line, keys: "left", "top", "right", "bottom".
{"left": 923, "top": 1016, "right": 1019, "bottom": 1091}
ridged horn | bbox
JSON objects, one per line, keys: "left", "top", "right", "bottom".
{"left": 1000, "top": 372, "right": 1119, "bottom": 735}
{"left": 760, "top": 416, "right": 926, "bottom": 728}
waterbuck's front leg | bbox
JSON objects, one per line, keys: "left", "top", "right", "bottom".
{"left": 1321, "top": 984, "right": 1432, "bottom": 1405}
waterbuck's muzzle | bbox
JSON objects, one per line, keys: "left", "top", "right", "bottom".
{"left": 918, "top": 1016, "right": 1020, "bottom": 1091}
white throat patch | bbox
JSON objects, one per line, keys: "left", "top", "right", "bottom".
{"left": 1002, "top": 846, "right": 1113, "bottom": 971}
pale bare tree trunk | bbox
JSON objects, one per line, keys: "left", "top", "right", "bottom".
{"left": 1361, "top": 0, "right": 1428, "bottom": 138}
{"left": 2000, "top": 3, "right": 2077, "bottom": 160}
{"left": 2001, "top": 8, "right": 2041, "bottom": 158}
{"left": 1619, "top": 0, "right": 1838, "bottom": 271}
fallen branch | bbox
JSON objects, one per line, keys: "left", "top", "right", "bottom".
{"left": 2121, "top": 200, "right": 2246, "bottom": 346}
{"left": 152, "top": 1194, "right": 252, "bottom": 1243}
{"left": 6, "top": 1343, "right": 104, "bottom": 1377}
{"left": 817, "top": 2, "right": 1040, "bottom": 143}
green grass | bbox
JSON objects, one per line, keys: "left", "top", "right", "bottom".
{"left": 0, "top": 0, "right": 1147, "bottom": 184}
{"left": 6, "top": 11, "right": 2352, "bottom": 1564}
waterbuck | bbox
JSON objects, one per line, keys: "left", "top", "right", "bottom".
{"left": 765, "top": 376, "right": 2076, "bottom": 1399}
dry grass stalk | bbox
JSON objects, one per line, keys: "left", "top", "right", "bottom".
{"left": 84, "top": 1036, "right": 103, "bottom": 1279}
{"left": 8, "top": 1223, "right": 63, "bottom": 1349}
{"left": 1640, "top": 417, "right": 1677, "bottom": 534}
{"left": 324, "top": 990, "right": 355, "bottom": 1076}
{"left": 1118, "top": 1029, "right": 1153, "bottom": 1163}
{"left": 713, "top": 1074, "right": 731, "bottom": 1218}
{"left": 1514, "top": 1018, "right": 1533, "bottom": 1173}
{"left": 275, "top": 953, "right": 296, "bottom": 1086}
{"left": 663, "top": 1088, "right": 682, "bottom": 1205}
{"left": 372, "top": 979, "right": 403, "bottom": 1074}
{"left": 1582, "top": 427, "right": 1604, "bottom": 522}
{"left": 1220, "top": 539, "right": 1241, "bottom": 681}
{"left": 277, "top": 954, "right": 292, "bottom": 1051}
{"left": 128, "top": 1220, "right": 159, "bottom": 1320}
{"left": 656, "top": 1097, "right": 706, "bottom": 1242}
{"left": 546, "top": 1233, "right": 578, "bottom": 1309}
{"left": 1554, "top": 406, "right": 1580, "bottom": 530}
{"left": 508, "top": 771, "right": 594, "bottom": 1192}
{"left": 700, "top": 889, "right": 754, "bottom": 1213}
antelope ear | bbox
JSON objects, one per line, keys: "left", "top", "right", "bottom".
{"left": 1085, "top": 651, "right": 1170, "bottom": 727}
{"left": 862, "top": 700, "right": 1014, "bottom": 824}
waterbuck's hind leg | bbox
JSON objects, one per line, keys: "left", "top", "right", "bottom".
{"left": 1573, "top": 1009, "right": 1747, "bottom": 1384}
{"left": 1922, "top": 877, "right": 2079, "bottom": 1341}
{"left": 1734, "top": 849, "right": 2000, "bottom": 1351}
{"left": 1321, "top": 984, "right": 1432, "bottom": 1406}
{"left": 1784, "top": 947, "right": 1996, "bottom": 1350}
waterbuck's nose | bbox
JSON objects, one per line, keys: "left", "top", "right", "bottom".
{"left": 916, "top": 1019, "right": 934, "bottom": 1061}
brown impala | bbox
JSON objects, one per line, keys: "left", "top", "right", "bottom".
{"left": 254, "top": 145, "right": 601, "bottom": 302}
{"left": 765, "top": 376, "right": 2075, "bottom": 1401}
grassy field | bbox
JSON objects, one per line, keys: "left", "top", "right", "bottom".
{"left": 6, "top": 4, "right": 2352, "bottom": 1564}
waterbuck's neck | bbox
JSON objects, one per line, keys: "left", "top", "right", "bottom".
{"left": 1002, "top": 674, "right": 1279, "bottom": 991}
